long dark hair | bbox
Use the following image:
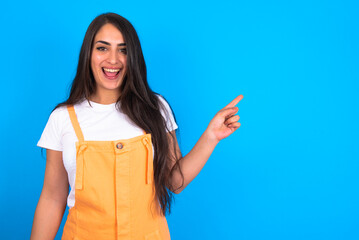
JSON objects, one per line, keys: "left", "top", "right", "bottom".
{"left": 55, "top": 12, "right": 183, "bottom": 215}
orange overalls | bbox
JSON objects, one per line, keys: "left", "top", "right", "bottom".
{"left": 62, "top": 106, "right": 171, "bottom": 240}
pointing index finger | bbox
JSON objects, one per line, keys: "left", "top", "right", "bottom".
{"left": 224, "top": 94, "right": 243, "bottom": 109}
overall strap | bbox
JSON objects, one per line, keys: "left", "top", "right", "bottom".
{"left": 67, "top": 105, "right": 85, "bottom": 142}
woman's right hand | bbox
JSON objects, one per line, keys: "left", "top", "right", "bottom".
{"left": 30, "top": 149, "right": 68, "bottom": 240}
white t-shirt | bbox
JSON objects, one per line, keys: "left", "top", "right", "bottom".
{"left": 37, "top": 94, "right": 178, "bottom": 208}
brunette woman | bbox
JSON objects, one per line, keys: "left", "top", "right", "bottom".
{"left": 31, "top": 12, "right": 243, "bottom": 240}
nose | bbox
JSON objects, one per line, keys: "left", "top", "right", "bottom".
{"left": 108, "top": 50, "right": 118, "bottom": 64}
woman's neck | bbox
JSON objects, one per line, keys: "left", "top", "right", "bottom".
{"left": 90, "top": 90, "right": 120, "bottom": 105}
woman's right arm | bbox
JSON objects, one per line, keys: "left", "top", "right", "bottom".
{"left": 30, "top": 149, "right": 69, "bottom": 240}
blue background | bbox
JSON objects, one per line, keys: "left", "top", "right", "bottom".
{"left": 0, "top": 0, "right": 358, "bottom": 239}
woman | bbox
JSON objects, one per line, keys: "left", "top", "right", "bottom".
{"left": 31, "top": 12, "right": 243, "bottom": 240}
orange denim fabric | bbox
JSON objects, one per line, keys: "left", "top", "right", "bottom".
{"left": 61, "top": 106, "right": 170, "bottom": 240}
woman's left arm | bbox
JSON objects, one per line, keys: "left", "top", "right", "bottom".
{"left": 169, "top": 95, "right": 244, "bottom": 194}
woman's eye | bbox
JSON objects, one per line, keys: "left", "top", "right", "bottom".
{"left": 97, "top": 47, "right": 106, "bottom": 51}
{"left": 119, "top": 48, "right": 127, "bottom": 54}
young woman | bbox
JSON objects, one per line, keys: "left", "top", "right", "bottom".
{"left": 31, "top": 12, "right": 243, "bottom": 240}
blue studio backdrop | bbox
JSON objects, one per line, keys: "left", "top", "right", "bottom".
{"left": 0, "top": 0, "right": 358, "bottom": 239}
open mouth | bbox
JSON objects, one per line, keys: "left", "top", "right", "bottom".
{"left": 102, "top": 67, "right": 121, "bottom": 79}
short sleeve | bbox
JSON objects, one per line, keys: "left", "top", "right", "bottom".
{"left": 37, "top": 107, "right": 66, "bottom": 151}
{"left": 157, "top": 95, "right": 178, "bottom": 132}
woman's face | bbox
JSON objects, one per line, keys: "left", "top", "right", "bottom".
{"left": 91, "top": 23, "right": 127, "bottom": 97}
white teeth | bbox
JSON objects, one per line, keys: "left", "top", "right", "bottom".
{"left": 103, "top": 68, "right": 120, "bottom": 73}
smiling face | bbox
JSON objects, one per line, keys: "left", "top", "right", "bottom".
{"left": 90, "top": 23, "right": 127, "bottom": 102}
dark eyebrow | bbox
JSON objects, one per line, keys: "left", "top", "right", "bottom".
{"left": 95, "top": 40, "right": 126, "bottom": 46}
